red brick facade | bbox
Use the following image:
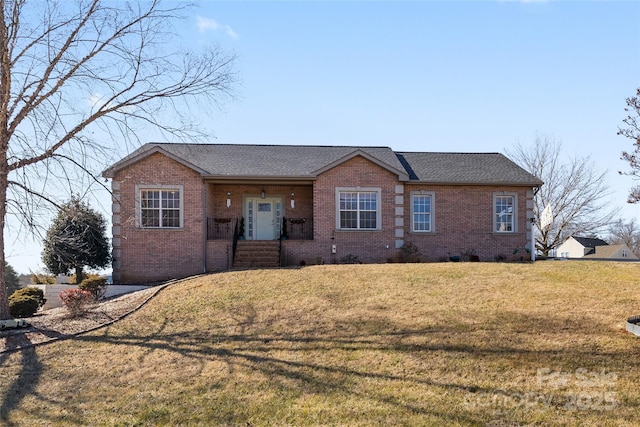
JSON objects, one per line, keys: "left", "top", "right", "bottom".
{"left": 112, "top": 153, "right": 205, "bottom": 283}
{"left": 111, "top": 152, "right": 535, "bottom": 283}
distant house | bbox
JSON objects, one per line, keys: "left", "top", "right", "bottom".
{"left": 584, "top": 244, "right": 639, "bottom": 260}
{"left": 556, "top": 236, "right": 638, "bottom": 260}
{"left": 556, "top": 236, "right": 608, "bottom": 258}
{"left": 102, "top": 143, "right": 543, "bottom": 284}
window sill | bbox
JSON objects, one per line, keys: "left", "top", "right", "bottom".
{"left": 138, "top": 227, "right": 184, "bottom": 230}
{"left": 335, "top": 228, "right": 382, "bottom": 232}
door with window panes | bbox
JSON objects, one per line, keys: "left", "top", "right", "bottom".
{"left": 246, "top": 197, "right": 282, "bottom": 240}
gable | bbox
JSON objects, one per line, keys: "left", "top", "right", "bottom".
{"left": 104, "top": 145, "right": 208, "bottom": 178}
{"left": 312, "top": 150, "right": 409, "bottom": 180}
{"left": 315, "top": 154, "right": 401, "bottom": 181}
{"left": 111, "top": 151, "right": 203, "bottom": 183}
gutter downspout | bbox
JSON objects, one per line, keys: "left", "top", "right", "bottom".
{"left": 202, "top": 179, "right": 207, "bottom": 273}
{"left": 531, "top": 219, "right": 536, "bottom": 262}
{"left": 531, "top": 185, "right": 541, "bottom": 262}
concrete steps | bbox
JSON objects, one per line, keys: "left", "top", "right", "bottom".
{"left": 233, "top": 240, "right": 281, "bottom": 268}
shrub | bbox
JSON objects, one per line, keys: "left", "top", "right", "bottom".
{"left": 30, "top": 272, "right": 56, "bottom": 284}
{"left": 79, "top": 276, "right": 108, "bottom": 300}
{"left": 461, "top": 248, "right": 478, "bottom": 262}
{"left": 10, "top": 287, "right": 47, "bottom": 309}
{"left": 391, "top": 243, "right": 422, "bottom": 263}
{"left": 69, "top": 272, "right": 101, "bottom": 285}
{"left": 9, "top": 295, "right": 40, "bottom": 318}
{"left": 339, "top": 254, "right": 361, "bottom": 264}
{"left": 494, "top": 254, "right": 507, "bottom": 262}
{"left": 59, "top": 288, "right": 94, "bottom": 317}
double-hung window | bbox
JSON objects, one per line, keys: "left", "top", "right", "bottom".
{"left": 494, "top": 193, "right": 516, "bottom": 233}
{"left": 337, "top": 188, "right": 380, "bottom": 230}
{"left": 411, "top": 192, "right": 434, "bottom": 232}
{"left": 138, "top": 186, "right": 183, "bottom": 228}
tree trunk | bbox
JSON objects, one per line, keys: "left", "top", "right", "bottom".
{"left": 0, "top": 170, "right": 10, "bottom": 319}
{"left": 75, "top": 266, "right": 84, "bottom": 285}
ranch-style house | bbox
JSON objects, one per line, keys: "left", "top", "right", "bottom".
{"left": 102, "top": 143, "right": 543, "bottom": 284}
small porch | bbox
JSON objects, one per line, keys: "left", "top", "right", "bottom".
{"left": 205, "top": 182, "right": 314, "bottom": 269}
{"left": 205, "top": 182, "right": 314, "bottom": 241}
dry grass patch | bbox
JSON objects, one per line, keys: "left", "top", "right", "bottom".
{"left": 1, "top": 262, "right": 640, "bottom": 426}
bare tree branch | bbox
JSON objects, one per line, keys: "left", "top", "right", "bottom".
{"left": 607, "top": 218, "right": 640, "bottom": 257}
{"left": 0, "top": 0, "right": 236, "bottom": 319}
{"left": 506, "top": 135, "right": 617, "bottom": 256}
{"left": 619, "top": 87, "right": 640, "bottom": 202}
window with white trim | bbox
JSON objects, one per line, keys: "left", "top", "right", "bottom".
{"left": 337, "top": 188, "right": 381, "bottom": 230}
{"left": 411, "top": 192, "right": 434, "bottom": 232}
{"left": 494, "top": 193, "right": 517, "bottom": 233}
{"left": 138, "top": 187, "right": 183, "bottom": 228}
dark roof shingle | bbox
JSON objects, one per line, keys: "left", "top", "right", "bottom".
{"left": 103, "top": 143, "right": 543, "bottom": 186}
{"left": 396, "top": 152, "right": 542, "bottom": 185}
{"left": 571, "top": 236, "right": 609, "bottom": 249}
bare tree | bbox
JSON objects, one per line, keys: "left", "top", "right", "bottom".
{"left": 619, "top": 87, "right": 640, "bottom": 202}
{"left": 0, "top": 0, "right": 236, "bottom": 319}
{"left": 607, "top": 218, "right": 640, "bottom": 257}
{"left": 506, "top": 136, "right": 616, "bottom": 257}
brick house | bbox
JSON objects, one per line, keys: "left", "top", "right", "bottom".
{"left": 102, "top": 143, "right": 543, "bottom": 283}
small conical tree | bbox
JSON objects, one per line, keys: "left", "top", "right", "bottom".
{"left": 42, "top": 198, "right": 110, "bottom": 284}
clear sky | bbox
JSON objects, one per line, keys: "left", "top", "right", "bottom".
{"left": 5, "top": 0, "right": 640, "bottom": 274}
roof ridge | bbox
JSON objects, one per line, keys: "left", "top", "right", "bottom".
{"left": 148, "top": 142, "right": 395, "bottom": 150}
{"left": 397, "top": 151, "right": 503, "bottom": 155}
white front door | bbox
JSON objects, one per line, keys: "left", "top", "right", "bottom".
{"left": 256, "top": 201, "right": 275, "bottom": 240}
{"left": 246, "top": 197, "right": 282, "bottom": 240}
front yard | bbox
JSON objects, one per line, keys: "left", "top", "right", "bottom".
{"left": 0, "top": 261, "right": 639, "bottom": 426}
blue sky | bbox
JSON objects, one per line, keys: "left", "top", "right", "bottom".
{"left": 6, "top": 0, "right": 640, "bottom": 274}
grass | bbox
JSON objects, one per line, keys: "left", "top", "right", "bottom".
{"left": 1, "top": 261, "right": 640, "bottom": 426}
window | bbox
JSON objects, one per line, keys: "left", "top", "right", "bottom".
{"left": 138, "top": 186, "right": 183, "bottom": 228}
{"left": 494, "top": 193, "right": 516, "bottom": 233}
{"left": 337, "top": 188, "right": 380, "bottom": 230}
{"left": 622, "top": 248, "right": 629, "bottom": 258}
{"left": 411, "top": 192, "right": 434, "bottom": 232}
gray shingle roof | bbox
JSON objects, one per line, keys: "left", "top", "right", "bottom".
{"left": 396, "top": 152, "right": 543, "bottom": 185}
{"left": 104, "top": 143, "right": 407, "bottom": 179}
{"left": 103, "top": 143, "right": 543, "bottom": 186}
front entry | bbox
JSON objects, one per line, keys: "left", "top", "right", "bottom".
{"left": 246, "top": 197, "right": 282, "bottom": 240}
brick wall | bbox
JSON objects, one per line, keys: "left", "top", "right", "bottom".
{"left": 112, "top": 153, "right": 205, "bottom": 283}
{"left": 402, "top": 184, "right": 532, "bottom": 262}
{"left": 282, "top": 157, "right": 534, "bottom": 265}
{"left": 308, "top": 156, "right": 399, "bottom": 264}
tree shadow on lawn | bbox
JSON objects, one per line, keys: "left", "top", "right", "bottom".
{"left": 69, "top": 309, "right": 639, "bottom": 424}
{"left": 0, "top": 334, "right": 43, "bottom": 427}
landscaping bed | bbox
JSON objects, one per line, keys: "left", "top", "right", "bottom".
{"left": 0, "top": 286, "right": 160, "bottom": 352}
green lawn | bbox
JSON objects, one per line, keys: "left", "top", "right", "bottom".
{"left": 1, "top": 261, "right": 639, "bottom": 426}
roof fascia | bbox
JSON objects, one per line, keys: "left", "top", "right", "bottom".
{"left": 312, "top": 149, "right": 410, "bottom": 181}
{"left": 404, "top": 180, "right": 543, "bottom": 187}
{"left": 204, "top": 176, "right": 315, "bottom": 185}
{"left": 102, "top": 145, "right": 208, "bottom": 178}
